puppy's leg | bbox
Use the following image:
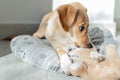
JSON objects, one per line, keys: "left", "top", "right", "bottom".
{"left": 90, "top": 51, "right": 105, "bottom": 63}
{"left": 57, "top": 49, "right": 72, "bottom": 75}
{"left": 60, "top": 54, "right": 72, "bottom": 75}
{"left": 33, "top": 12, "right": 52, "bottom": 38}
{"left": 33, "top": 25, "right": 46, "bottom": 38}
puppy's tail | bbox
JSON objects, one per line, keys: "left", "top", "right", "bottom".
{"left": 105, "top": 44, "right": 118, "bottom": 59}
{"left": 33, "top": 12, "right": 52, "bottom": 38}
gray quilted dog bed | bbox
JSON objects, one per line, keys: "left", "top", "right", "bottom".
{"left": 10, "top": 25, "right": 117, "bottom": 72}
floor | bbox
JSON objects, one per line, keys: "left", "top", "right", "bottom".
{"left": 0, "top": 40, "right": 11, "bottom": 57}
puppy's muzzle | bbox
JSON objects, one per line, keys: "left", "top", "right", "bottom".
{"left": 87, "top": 43, "right": 93, "bottom": 48}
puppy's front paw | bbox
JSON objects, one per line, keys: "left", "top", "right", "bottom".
{"left": 60, "top": 54, "right": 72, "bottom": 75}
{"left": 90, "top": 51, "right": 105, "bottom": 63}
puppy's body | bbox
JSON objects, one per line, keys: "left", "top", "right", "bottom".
{"left": 33, "top": 2, "right": 90, "bottom": 52}
{"left": 33, "top": 2, "right": 93, "bottom": 74}
{"left": 69, "top": 44, "right": 120, "bottom": 80}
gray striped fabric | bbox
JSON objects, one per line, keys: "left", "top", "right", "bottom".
{"left": 10, "top": 25, "right": 116, "bottom": 73}
{"left": 10, "top": 35, "right": 61, "bottom": 72}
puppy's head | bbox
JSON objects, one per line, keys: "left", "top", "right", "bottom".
{"left": 57, "top": 2, "right": 93, "bottom": 48}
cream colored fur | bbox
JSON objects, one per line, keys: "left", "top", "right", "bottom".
{"left": 33, "top": 2, "right": 104, "bottom": 75}
{"left": 68, "top": 44, "right": 120, "bottom": 80}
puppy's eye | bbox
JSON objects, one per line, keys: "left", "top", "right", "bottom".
{"left": 79, "top": 26, "right": 85, "bottom": 31}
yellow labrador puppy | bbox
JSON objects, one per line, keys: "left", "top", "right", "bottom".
{"left": 33, "top": 2, "right": 94, "bottom": 74}
{"left": 69, "top": 44, "right": 120, "bottom": 80}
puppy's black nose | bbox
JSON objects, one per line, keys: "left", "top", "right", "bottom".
{"left": 87, "top": 43, "right": 93, "bottom": 48}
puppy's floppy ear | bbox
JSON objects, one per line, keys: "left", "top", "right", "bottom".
{"left": 57, "top": 5, "right": 77, "bottom": 32}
